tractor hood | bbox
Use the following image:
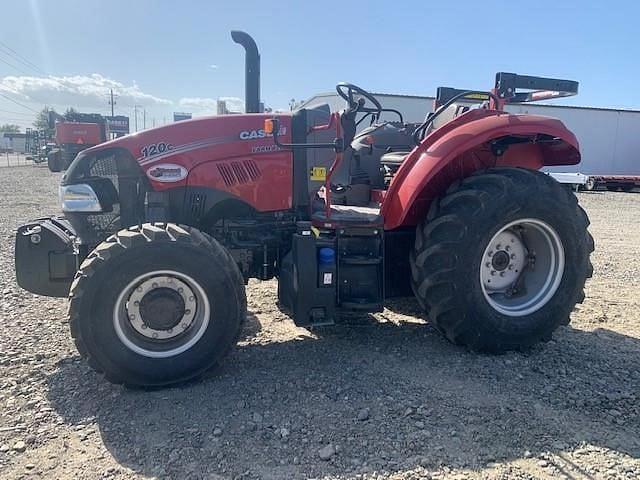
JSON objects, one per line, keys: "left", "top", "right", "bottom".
{"left": 63, "top": 113, "right": 293, "bottom": 189}
{"left": 79, "top": 113, "right": 291, "bottom": 161}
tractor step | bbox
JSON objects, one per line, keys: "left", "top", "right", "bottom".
{"left": 337, "top": 227, "right": 384, "bottom": 312}
{"left": 277, "top": 222, "right": 385, "bottom": 327}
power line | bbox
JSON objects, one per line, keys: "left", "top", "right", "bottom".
{"left": 0, "top": 116, "right": 32, "bottom": 123}
{"left": 0, "top": 92, "right": 38, "bottom": 113}
{"left": 0, "top": 108, "right": 34, "bottom": 117}
{"left": 0, "top": 41, "right": 47, "bottom": 76}
{"left": 0, "top": 55, "right": 34, "bottom": 76}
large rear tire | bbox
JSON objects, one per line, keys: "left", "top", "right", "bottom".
{"left": 410, "top": 167, "right": 593, "bottom": 352}
{"left": 69, "top": 223, "right": 246, "bottom": 387}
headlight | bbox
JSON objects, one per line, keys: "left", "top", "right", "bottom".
{"left": 59, "top": 184, "right": 102, "bottom": 212}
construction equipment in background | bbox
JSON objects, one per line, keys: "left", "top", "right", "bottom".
{"left": 45, "top": 111, "right": 130, "bottom": 172}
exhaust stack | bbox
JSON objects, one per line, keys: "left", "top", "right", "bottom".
{"left": 231, "top": 31, "right": 261, "bottom": 114}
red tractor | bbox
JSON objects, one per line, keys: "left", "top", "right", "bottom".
{"left": 15, "top": 32, "right": 593, "bottom": 387}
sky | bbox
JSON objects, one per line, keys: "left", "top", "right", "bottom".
{"left": 1, "top": 0, "right": 639, "bottom": 131}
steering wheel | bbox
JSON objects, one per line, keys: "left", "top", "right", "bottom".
{"left": 336, "top": 82, "right": 383, "bottom": 115}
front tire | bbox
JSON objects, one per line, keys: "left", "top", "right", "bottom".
{"left": 69, "top": 223, "right": 246, "bottom": 387}
{"left": 410, "top": 167, "right": 593, "bottom": 352}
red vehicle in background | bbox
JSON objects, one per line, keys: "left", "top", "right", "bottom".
{"left": 47, "top": 112, "right": 108, "bottom": 172}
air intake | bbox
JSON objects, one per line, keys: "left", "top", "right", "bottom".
{"left": 217, "top": 160, "right": 261, "bottom": 186}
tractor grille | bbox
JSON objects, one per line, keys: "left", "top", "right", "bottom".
{"left": 86, "top": 209, "right": 121, "bottom": 235}
{"left": 89, "top": 154, "right": 119, "bottom": 192}
{"left": 217, "top": 160, "right": 261, "bottom": 186}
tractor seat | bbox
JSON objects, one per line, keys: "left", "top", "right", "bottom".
{"left": 312, "top": 204, "right": 383, "bottom": 227}
{"left": 380, "top": 150, "right": 410, "bottom": 166}
{"left": 380, "top": 103, "right": 474, "bottom": 168}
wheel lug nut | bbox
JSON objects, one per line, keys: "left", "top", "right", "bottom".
{"left": 488, "top": 251, "right": 494, "bottom": 257}
{"left": 134, "top": 301, "right": 140, "bottom": 307}
{"left": 505, "top": 246, "right": 510, "bottom": 252}
{"left": 141, "top": 324, "right": 147, "bottom": 330}
{"left": 508, "top": 265, "right": 514, "bottom": 270}
{"left": 152, "top": 282, "right": 158, "bottom": 288}
{"left": 500, "top": 272, "right": 505, "bottom": 277}
{"left": 496, "top": 244, "right": 501, "bottom": 250}
{"left": 185, "top": 309, "right": 191, "bottom": 315}
{"left": 189, "top": 296, "right": 195, "bottom": 302}
{"left": 485, "top": 262, "right": 491, "bottom": 268}
{"left": 510, "top": 254, "right": 516, "bottom": 259}
{"left": 129, "top": 314, "right": 135, "bottom": 320}
{"left": 152, "top": 333, "right": 158, "bottom": 339}
{"left": 490, "top": 270, "right": 496, "bottom": 276}
{"left": 167, "top": 328, "right": 173, "bottom": 333}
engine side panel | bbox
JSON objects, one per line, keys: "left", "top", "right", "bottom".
{"left": 76, "top": 114, "right": 295, "bottom": 213}
{"left": 381, "top": 109, "right": 581, "bottom": 229}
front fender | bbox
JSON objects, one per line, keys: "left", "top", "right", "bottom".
{"left": 381, "top": 110, "right": 580, "bottom": 230}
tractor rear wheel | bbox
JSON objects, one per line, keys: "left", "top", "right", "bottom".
{"left": 68, "top": 223, "right": 246, "bottom": 387}
{"left": 410, "top": 167, "right": 593, "bottom": 352}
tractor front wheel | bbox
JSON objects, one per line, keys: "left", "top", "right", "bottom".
{"left": 68, "top": 223, "right": 246, "bottom": 387}
{"left": 410, "top": 167, "right": 593, "bottom": 352}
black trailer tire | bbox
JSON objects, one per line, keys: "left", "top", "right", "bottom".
{"left": 410, "top": 167, "right": 593, "bottom": 353}
{"left": 68, "top": 223, "right": 246, "bottom": 387}
{"left": 47, "top": 154, "right": 61, "bottom": 172}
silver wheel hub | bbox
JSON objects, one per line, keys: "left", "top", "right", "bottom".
{"left": 479, "top": 219, "right": 565, "bottom": 317}
{"left": 126, "top": 276, "right": 196, "bottom": 340}
{"left": 113, "top": 270, "right": 210, "bottom": 358}
{"left": 481, "top": 230, "right": 527, "bottom": 291}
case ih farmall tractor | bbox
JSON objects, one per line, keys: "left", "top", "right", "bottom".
{"left": 15, "top": 32, "right": 593, "bottom": 387}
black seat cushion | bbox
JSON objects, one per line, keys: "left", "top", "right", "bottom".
{"left": 380, "top": 151, "right": 410, "bottom": 166}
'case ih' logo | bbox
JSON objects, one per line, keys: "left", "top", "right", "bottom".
{"left": 239, "top": 126, "right": 286, "bottom": 140}
{"left": 146, "top": 163, "right": 187, "bottom": 183}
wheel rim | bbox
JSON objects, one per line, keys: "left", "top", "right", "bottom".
{"left": 480, "top": 219, "right": 565, "bottom": 317}
{"left": 113, "top": 270, "right": 210, "bottom": 358}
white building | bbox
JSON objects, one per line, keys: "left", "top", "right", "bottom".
{"left": 1, "top": 133, "right": 27, "bottom": 153}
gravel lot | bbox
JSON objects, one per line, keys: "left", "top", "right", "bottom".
{"left": 1, "top": 166, "right": 639, "bottom": 480}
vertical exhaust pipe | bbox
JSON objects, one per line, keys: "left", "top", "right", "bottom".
{"left": 231, "top": 31, "right": 261, "bottom": 114}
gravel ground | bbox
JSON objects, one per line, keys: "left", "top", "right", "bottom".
{"left": 1, "top": 166, "right": 639, "bottom": 480}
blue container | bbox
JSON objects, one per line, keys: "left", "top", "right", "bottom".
{"left": 318, "top": 247, "right": 336, "bottom": 287}
{"left": 318, "top": 247, "right": 335, "bottom": 265}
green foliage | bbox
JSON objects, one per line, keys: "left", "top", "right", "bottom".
{"left": 0, "top": 123, "right": 21, "bottom": 133}
{"left": 33, "top": 107, "right": 56, "bottom": 138}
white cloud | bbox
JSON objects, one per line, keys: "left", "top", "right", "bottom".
{"left": 178, "top": 96, "right": 244, "bottom": 114}
{"left": 0, "top": 74, "right": 171, "bottom": 111}
{"left": 209, "top": 64, "right": 219, "bottom": 69}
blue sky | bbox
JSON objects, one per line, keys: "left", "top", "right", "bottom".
{"left": 1, "top": 0, "right": 639, "bottom": 130}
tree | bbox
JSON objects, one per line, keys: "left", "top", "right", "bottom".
{"left": 0, "top": 124, "right": 21, "bottom": 133}
{"left": 33, "top": 107, "right": 56, "bottom": 138}
{"left": 64, "top": 107, "right": 78, "bottom": 119}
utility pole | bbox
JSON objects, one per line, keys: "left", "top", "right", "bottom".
{"left": 108, "top": 89, "right": 118, "bottom": 117}
{"left": 152, "top": 118, "right": 156, "bottom": 127}
{"left": 133, "top": 105, "right": 142, "bottom": 132}
{"left": 143, "top": 108, "right": 146, "bottom": 129}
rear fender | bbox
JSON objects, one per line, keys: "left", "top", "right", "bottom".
{"left": 381, "top": 110, "right": 580, "bottom": 229}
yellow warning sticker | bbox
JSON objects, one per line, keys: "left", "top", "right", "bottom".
{"left": 310, "top": 166, "right": 327, "bottom": 181}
